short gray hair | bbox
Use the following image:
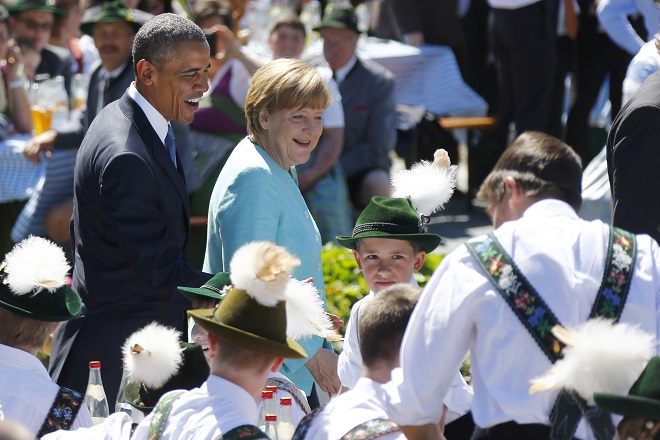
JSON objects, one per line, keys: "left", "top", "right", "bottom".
{"left": 132, "top": 13, "right": 207, "bottom": 74}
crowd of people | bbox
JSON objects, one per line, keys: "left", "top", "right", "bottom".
{"left": 1, "top": 0, "right": 660, "bottom": 438}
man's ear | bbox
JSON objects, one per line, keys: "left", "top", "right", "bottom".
{"left": 136, "top": 59, "right": 155, "bottom": 85}
{"left": 503, "top": 176, "right": 524, "bottom": 205}
{"left": 206, "top": 332, "right": 219, "bottom": 360}
{"left": 258, "top": 109, "right": 270, "bottom": 130}
{"left": 270, "top": 357, "right": 285, "bottom": 372}
{"left": 353, "top": 249, "right": 363, "bottom": 271}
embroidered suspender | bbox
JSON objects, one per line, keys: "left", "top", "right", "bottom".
{"left": 466, "top": 227, "right": 636, "bottom": 440}
{"left": 37, "top": 386, "right": 85, "bottom": 437}
{"left": 291, "top": 406, "right": 323, "bottom": 440}
{"left": 266, "top": 376, "right": 312, "bottom": 414}
{"left": 147, "top": 390, "right": 186, "bottom": 440}
{"left": 340, "top": 419, "right": 401, "bottom": 439}
{"left": 222, "top": 424, "right": 269, "bottom": 439}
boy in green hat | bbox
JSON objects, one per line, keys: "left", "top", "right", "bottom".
{"left": 132, "top": 241, "right": 313, "bottom": 439}
{"left": 0, "top": 236, "right": 93, "bottom": 437}
{"left": 336, "top": 150, "right": 475, "bottom": 437}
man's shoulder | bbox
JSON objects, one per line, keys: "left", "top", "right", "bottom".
{"left": 355, "top": 57, "right": 396, "bottom": 82}
{"left": 622, "top": 72, "right": 660, "bottom": 111}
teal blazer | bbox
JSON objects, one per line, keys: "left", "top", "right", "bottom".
{"left": 204, "top": 137, "right": 326, "bottom": 395}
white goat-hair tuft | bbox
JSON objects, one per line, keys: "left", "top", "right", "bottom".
{"left": 3, "top": 236, "right": 70, "bottom": 295}
{"left": 284, "top": 279, "right": 340, "bottom": 340}
{"left": 529, "top": 318, "right": 656, "bottom": 404}
{"left": 391, "top": 149, "right": 457, "bottom": 216}
{"left": 122, "top": 322, "right": 183, "bottom": 389}
{"left": 230, "top": 241, "right": 300, "bottom": 307}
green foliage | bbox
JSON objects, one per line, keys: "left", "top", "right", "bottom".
{"left": 322, "top": 243, "right": 444, "bottom": 335}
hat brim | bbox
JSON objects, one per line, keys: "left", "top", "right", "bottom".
{"left": 313, "top": 21, "right": 359, "bottom": 33}
{"left": 188, "top": 308, "right": 307, "bottom": 360}
{"left": 594, "top": 393, "right": 660, "bottom": 420}
{"left": 80, "top": 18, "right": 142, "bottom": 36}
{"left": 9, "top": 5, "right": 63, "bottom": 15}
{"left": 178, "top": 286, "right": 223, "bottom": 302}
{"left": 0, "top": 285, "right": 82, "bottom": 322}
{"left": 336, "top": 231, "right": 441, "bottom": 253}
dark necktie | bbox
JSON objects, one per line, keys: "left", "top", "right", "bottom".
{"left": 165, "top": 124, "right": 177, "bottom": 167}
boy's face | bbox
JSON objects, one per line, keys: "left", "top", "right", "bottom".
{"left": 353, "top": 237, "right": 425, "bottom": 293}
{"left": 191, "top": 323, "right": 212, "bottom": 362}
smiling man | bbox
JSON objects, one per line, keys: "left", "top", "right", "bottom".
{"left": 48, "top": 13, "right": 212, "bottom": 406}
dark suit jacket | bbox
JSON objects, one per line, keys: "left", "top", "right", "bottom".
{"left": 607, "top": 71, "right": 660, "bottom": 244}
{"left": 55, "top": 61, "right": 134, "bottom": 150}
{"left": 339, "top": 58, "right": 397, "bottom": 178}
{"left": 49, "top": 92, "right": 211, "bottom": 402}
{"left": 37, "top": 45, "right": 74, "bottom": 93}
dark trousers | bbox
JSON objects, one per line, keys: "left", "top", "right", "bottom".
{"left": 445, "top": 411, "right": 476, "bottom": 440}
{"left": 490, "top": 0, "right": 556, "bottom": 148}
{"left": 471, "top": 421, "right": 553, "bottom": 439}
{"left": 547, "top": 36, "right": 577, "bottom": 139}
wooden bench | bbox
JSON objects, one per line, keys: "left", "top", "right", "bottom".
{"left": 190, "top": 216, "right": 208, "bottom": 227}
{"left": 437, "top": 116, "right": 498, "bottom": 131}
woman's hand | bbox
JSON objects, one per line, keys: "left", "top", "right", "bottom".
{"left": 305, "top": 347, "right": 341, "bottom": 395}
{"left": 4, "top": 43, "right": 24, "bottom": 82}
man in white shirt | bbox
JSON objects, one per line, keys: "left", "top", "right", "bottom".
{"left": 0, "top": 236, "right": 93, "bottom": 437}
{"left": 387, "top": 131, "right": 660, "bottom": 439}
{"left": 297, "top": 284, "right": 419, "bottom": 439}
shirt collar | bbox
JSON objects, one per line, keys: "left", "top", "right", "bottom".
{"left": 206, "top": 374, "right": 259, "bottom": 423}
{"left": 333, "top": 55, "right": 358, "bottom": 85}
{"left": 128, "top": 82, "right": 169, "bottom": 144}
{"left": 107, "top": 61, "right": 129, "bottom": 79}
{"left": 521, "top": 199, "right": 579, "bottom": 220}
{"left": 0, "top": 344, "right": 50, "bottom": 376}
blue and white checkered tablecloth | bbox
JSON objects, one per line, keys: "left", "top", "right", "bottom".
{"left": 11, "top": 147, "right": 77, "bottom": 242}
{"left": 0, "top": 135, "right": 45, "bottom": 203}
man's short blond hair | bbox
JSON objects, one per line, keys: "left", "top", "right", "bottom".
{"left": 0, "top": 308, "right": 58, "bottom": 351}
{"left": 244, "top": 58, "right": 332, "bottom": 138}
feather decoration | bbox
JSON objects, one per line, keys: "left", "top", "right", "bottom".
{"left": 123, "top": 322, "right": 183, "bottom": 389}
{"left": 2, "top": 236, "right": 70, "bottom": 295}
{"left": 230, "top": 241, "right": 300, "bottom": 307}
{"left": 529, "top": 318, "right": 656, "bottom": 404}
{"left": 284, "top": 279, "right": 342, "bottom": 341}
{"left": 391, "top": 149, "right": 457, "bottom": 216}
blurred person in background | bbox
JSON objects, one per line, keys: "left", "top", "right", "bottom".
{"left": 49, "top": 0, "right": 98, "bottom": 76}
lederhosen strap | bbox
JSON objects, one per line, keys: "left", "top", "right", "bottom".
{"left": 266, "top": 376, "right": 312, "bottom": 414}
{"left": 292, "top": 406, "right": 324, "bottom": 440}
{"left": 222, "top": 424, "right": 269, "bottom": 439}
{"left": 466, "top": 227, "right": 636, "bottom": 440}
{"left": 341, "top": 419, "right": 400, "bottom": 439}
{"left": 147, "top": 390, "right": 186, "bottom": 440}
{"left": 37, "top": 386, "right": 85, "bottom": 437}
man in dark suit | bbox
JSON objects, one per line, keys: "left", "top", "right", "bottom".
{"left": 606, "top": 71, "right": 660, "bottom": 245}
{"left": 49, "top": 13, "right": 212, "bottom": 404}
{"left": 317, "top": 8, "right": 397, "bottom": 209}
{"left": 8, "top": 0, "right": 73, "bottom": 91}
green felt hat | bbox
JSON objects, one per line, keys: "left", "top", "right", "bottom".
{"left": 314, "top": 7, "right": 359, "bottom": 33}
{"left": 80, "top": 0, "right": 152, "bottom": 36}
{"left": 594, "top": 357, "right": 660, "bottom": 420}
{"left": 189, "top": 290, "right": 307, "bottom": 360}
{"left": 0, "top": 237, "right": 81, "bottom": 322}
{"left": 9, "top": 0, "right": 62, "bottom": 15}
{"left": 125, "top": 342, "right": 210, "bottom": 411}
{"left": 178, "top": 272, "right": 231, "bottom": 302}
{"left": 336, "top": 196, "right": 442, "bottom": 252}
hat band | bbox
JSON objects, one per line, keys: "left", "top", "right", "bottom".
{"left": 201, "top": 284, "right": 225, "bottom": 295}
{"left": 352, "top": 221, "right": 420, "bottom": 236}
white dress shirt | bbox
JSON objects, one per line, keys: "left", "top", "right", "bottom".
{"left": 304, "top": 377, "right": 406, "bottom": 440}
{"left": 386, "top": 199, "right": 660, "bottom": 439}
{"left": 127, "top": 83, "right": 172, "bottom": 163}
{"left": 131, "top": 375, "right": 258, "bottom": 440}
{"left": 0, "top": 344, "right": 93, "bottom": 436}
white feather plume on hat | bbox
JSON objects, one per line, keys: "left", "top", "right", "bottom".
{"left": 284, "top": 279, "right": 342, "bottom": 341}
{"left": 529, "top": 318, "right": 656, "bottom": 405}
{"left": 391, "top": 149, "right": 458, "bottom": 216}
{"left": 230, "top": 241, "right": 300, "bottom": 307}
{"left": 122, "top": 322, "right": 183, "bottom": 389}
{"left": 2, "top": 236, "right": 70, "bottom": 295}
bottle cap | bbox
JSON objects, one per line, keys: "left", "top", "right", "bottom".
{"left": 280, "top": 396, "right": 292, "bottom": 406}
{"left": 261, "top": 390, "right": 274, "bottom": 399}
{"left": 265, "top": 414, "right": 277, "bottom": 422}
{"left": 265, "top": 385, "right": 277, "bottom": 393}
{"left": 89, "top": 360, "right": 101, "bottom": 368}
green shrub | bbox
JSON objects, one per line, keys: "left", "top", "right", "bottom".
{"left": 322, "top": 243, "right": 444, "bottom": 334}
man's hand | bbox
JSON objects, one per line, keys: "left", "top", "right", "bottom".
{"left": 305, "top": 347, "right": 341, "bottom": 395}
{"left": 23, "top": 130, "right": 57, "bottom": 163}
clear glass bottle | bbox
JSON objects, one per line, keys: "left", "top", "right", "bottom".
{"left": 50, "top": 76, "right": 69, "bottom": 129}
{"left": 257, "top": 390, "right": 275, "bottom": 429}
{"left": 114, "top": 359, "right": 132, "bottom": 415}
{"left": 84, "top": 360, "right": 109, "bottom": 425}
{"left": 276, "top": 397, "right": 295, "bottom": 440}
{"left": 263, "top": 414, "right": 279, "bottom": 440}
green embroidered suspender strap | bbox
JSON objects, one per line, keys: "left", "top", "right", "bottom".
{"left": 37, "top": 386, "right": 85, "bottom": 437}
{"left": 221, "top": 425, "right": 270, "bottom": 439}
{"left": 466, "top": 227, "right": 636, "bottom": 440}
{"left": 147, "top": 390, "right": 186, "bottom": 440}
{"left": 266, "top": 376, "right": 312, "bottom": 414}
{"left": 340, "top": 419, "right": 401, "bottom": 440}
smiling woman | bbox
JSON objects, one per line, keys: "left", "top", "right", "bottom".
{"left": 204, "top": 58, "right": 340, "bottom": 407}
